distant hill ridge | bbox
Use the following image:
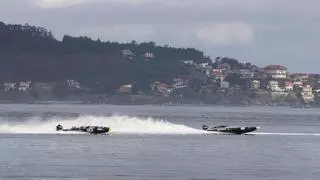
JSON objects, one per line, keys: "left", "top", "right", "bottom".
{"left": 0, "top": 21, "right": 214, "bottom": 92}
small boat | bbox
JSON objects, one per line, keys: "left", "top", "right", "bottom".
{"left": 202, "top": 125, "right": 260, "bottom": 135}
{"left": 56, "top": 124, "right": 111, "bottom": 135}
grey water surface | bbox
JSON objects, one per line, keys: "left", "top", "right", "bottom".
{"left": 0, "top": 104, "right": 320, "bottom": 180}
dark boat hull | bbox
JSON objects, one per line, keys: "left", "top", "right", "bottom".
{"left": 202, "top": 125, "right": 259, "bottom": 135}
{"left": 56, "top": 125, "right": 111, "bottom": 134}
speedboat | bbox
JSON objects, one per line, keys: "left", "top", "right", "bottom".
{"left": 56, "top": 124, "right": 111, "bottom": 135}
{"left": 202, "top": 125, "right": 260, "bottom": 135}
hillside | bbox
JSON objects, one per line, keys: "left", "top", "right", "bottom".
{"left": 0, "top": 21, "right": 210, "bottom": 93}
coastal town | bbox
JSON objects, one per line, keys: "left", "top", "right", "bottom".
{"left": 0, "top": 21, "right": 319, "bottom": 107}
{"left": 1, "top": 49, "right": 319, "bottom": 107}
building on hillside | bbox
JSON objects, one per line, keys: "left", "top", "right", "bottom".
{"left": 150, "top": 81, "right": 160, "bottom": 92}
{"left": 211, "top": 69, "right": 222, "bottom": 74}
{"left": 144, "top": 52, "right": 154, "bottom": 61}
{"left": 220, "top": 81, "right": 230, "bottom": 89}
{"left": 156, "top": 83, "right": 169, "bottom": 92}
{"left": 264, "top": 65, "right": 287, "bottom": 79}
{"left": 198, "top": 63, "right": 212, "bottom": 76}
{"left": 293, "top": 81, "right": 303, "bottom": 87}
{"left": 121, "top": 49, "right": 135, "bottom": 60}
{"left": 239, "top": 69, "right": 254, "bottom": 79}
{"left": 197, "top": 63, "right": 212, "bottom": 73}
{"left": 4, "top": 82, "right": 16, "bottom": 92}
{"left": 182, "top": 60, "right": 195, "bottom": 65}
{"left": 198, "top": 63, "right": 209, "bottom": 68}
{"left": 309, "top": 73, "right": 320, "bottom": 79}
{"left": 117, "top": 84, "right": 132, "bottom": 93}
{"left": 254, "top": 69, "right": 268, "bottom": 80}
{"left": 217, "top": 63, "right": 231, "bottom": 70}
{"left": 284, "top": 81, "right": 294, "bottom": 91}
{"left": 269, "top": 81, "right": 278, "bottom": 90}
{"left": 211, "top": 69, "right": 224, "bottom": 81}
{"left": 251, "top": 80, "right": 261, "bottom": 89}
{"left": 269, "top": 80, "right": 284, "bottom": 92}
{"left": 18, "top": 81, "right": 31, "bottom": 91}
{"left": 172, "top": 78, "right": 188, "bottom": 89}
{"left": 156, "top": 83, "right": 170, "bottom": 96}
{"left": 301, "top": 85, "right": 314, "bottom": 102}
{"left": 66, "top": 80, "right": 80, "bottom": 90}
{"left": 291, "top": 73, "right": 309, "bottom": 81}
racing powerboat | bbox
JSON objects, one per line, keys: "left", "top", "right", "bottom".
{"left": 202, "top": 125, "right": 260, "bottom": 135}
{"left": 56, "top": 124, "right": 111, "bottom": 135}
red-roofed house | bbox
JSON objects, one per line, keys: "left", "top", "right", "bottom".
{"left": 156, "top": 83, "right": 170, "bottom": 95}
{"left": 117, "top": 84, "right": 133, "bottom": 93}
{"left": 211, "top": 69, "right": 224, "bottom": 81}
{"left": 284, "top": 81, "right": 294, "bottom": 91}
{"left": 264, "top": 65, "right": 287, "bottom": 79}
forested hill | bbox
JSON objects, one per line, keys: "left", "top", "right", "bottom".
{"left": 0, "top": 21, "right": 210, "bottom": 92}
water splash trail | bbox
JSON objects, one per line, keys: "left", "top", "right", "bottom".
{"left": 250, "top": 132, "right": 320, "bottom": 136}
{"left": 0, "top": 115, "right": 207, "bottom": 135}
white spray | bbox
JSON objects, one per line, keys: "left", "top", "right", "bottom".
{"left": 0, "top": 115, "right": 207, "bottom": 135}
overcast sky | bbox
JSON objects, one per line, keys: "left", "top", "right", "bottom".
{"left": 0, "top": 0, "right": 319, "bottom": 73}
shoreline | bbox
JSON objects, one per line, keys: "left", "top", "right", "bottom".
{"left": 0, "top": 100, "right": 317, "bottom": 109}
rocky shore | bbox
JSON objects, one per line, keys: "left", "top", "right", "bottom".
{"left": 0, "top": 90, "right": 316, "bottom": 108}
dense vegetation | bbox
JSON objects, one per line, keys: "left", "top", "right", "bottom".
{"left": 0, "top": 21, "right": 210, "bottom": 92}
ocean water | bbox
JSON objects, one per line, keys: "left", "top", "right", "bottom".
{"left": 0, "top": 104, "right": 320, "bottom": 180}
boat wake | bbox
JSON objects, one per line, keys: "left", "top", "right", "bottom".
{"left": 1, "top": 115, "right": 318, "bottom": 136}
{"left": 249, "top": 132, "right": 320, "bottom": 136}
{"left": 0, "top": 115, "right": 206, "bottom": 135}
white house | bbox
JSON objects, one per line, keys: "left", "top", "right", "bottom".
{"left": 67, "top": 80, "right": 80, "bottom": 90}
{"left": 144, "top": 52, "right": 154, "bottom": 59}
{"left": 240, "top": 69, "right": 254, "bottom": 79}
{"left": 220, "top": 81, "right": 230, "bottom": 89}
{"left": 269, "top": 81, "right": 284, "bottom": 92}
{"left": 182, "top": 60, "right": 195, "bottom": 65}
{"left": 172, "top": 78, "right": 188, "bottom": 89}
{"left": 293, "top": 81, "right": 303, "bottom": 87}
{"left": 302, "top": 85, "right": 314, "bottom": 102}
{"left": 199, "top": 63, "right": 209, "bottom": 68}
{"left": 4, "top": 82, "right": 16, "bottom": 92}
{"left": 264, "top": 65, "right": 287, "bottom": 79}
{"left": 121, "top": 49, "right": 135, "bottom": 58}
{"left": 251, "top": 80, "right": 260, "bottom": 89}
{"left": 121, "top": 49, "right": 135, "bottom": 59}
{"left": 18, "top": 81, "right": 31, "bottom": 91}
